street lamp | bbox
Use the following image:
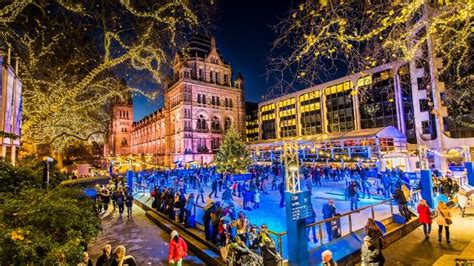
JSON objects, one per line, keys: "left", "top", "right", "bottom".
{"left": 43, "top": 156, "right": 54, "bottom": 190}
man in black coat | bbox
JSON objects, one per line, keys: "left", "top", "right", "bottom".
{"left": 393, "top": 185, "right": 410, "bottom": 222}
{"left": 96, "top": 244, "right": 113, "bottom": 266}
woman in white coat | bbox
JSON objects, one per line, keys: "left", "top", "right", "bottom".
{"left": 457, "top": 189, "right": 468, "bottom": 217}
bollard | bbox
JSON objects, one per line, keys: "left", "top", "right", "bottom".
{"left": 420, "top": 169, "right": 435, "bottom": 208}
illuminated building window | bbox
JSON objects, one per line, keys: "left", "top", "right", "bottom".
{"left": 278, "top": 98, "right": 296, "bottom": 138}
{"left": 359, "top": 72, "right": 397, "bottom": 129}
{"left": 260, "top": 103, "right": 276, "bottom": 139}
{"left": 325, "top": 81, "right": 354, "bottom": 132}
{"left": 299, "top": 90, "right": 322, "bottom": 135}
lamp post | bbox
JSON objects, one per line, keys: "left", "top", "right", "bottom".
{"left": 42, "top": 156, "right": 54, "bottom": 190}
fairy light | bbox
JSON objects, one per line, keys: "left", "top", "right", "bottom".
{"left": 0, "top": 0, "right": 202, "bottom": 151}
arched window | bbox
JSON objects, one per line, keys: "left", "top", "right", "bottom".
{"left": 197, "top": 115, "right": 207, "bottom": 131}
{"left": 121, "top": 138, "right": 128, "bottom": 146}
{"left": 211, "top": 116, "right": 221, "bottom": 132}
{"left": 224, "top": 117, "right": 232, "bottom": 131}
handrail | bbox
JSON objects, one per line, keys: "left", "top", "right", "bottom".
{"left": 306, "top": 189, "right": 420, "bottom": 228}
{"left": 134, "top": 180, "right": 420, "bottom": 259}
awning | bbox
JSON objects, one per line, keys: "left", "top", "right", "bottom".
{"left": 248, "top": 126, "right": 406, "bottom": 149}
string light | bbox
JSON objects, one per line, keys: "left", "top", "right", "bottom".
{"left": 0, "top": 1, "right": 202, "bottom": 151}
{"left": 267, "top": 0, "right": 473, "bottom": 130}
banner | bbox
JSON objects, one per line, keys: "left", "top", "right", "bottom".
{"left": 3, "top": 67, "right": 14, "bottom": 144}
{"left": 13, "top": 77, "right": 22, "bottom": 145}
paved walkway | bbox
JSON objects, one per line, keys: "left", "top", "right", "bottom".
{"left": 382, "top": 206, "right": 474, "bottom": 266}
{"left": 88, "top": 205, "right": 203, "bottom": 265}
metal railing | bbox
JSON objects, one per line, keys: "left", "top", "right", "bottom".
{"left": 133, "top": 182, "right": 420, "bottom": 260}
{"left": 302, "top": 190, "right": 420, "bottom": 248}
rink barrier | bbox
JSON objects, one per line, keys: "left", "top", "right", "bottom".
{"left": 304, "top": 189, "right": 420, "bottom": 247}
{"left": 134, "top": 181, "right": 420, "bottom": 261}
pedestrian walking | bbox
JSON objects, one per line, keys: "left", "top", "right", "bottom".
{"left": 261, "top": 237, "right": 281, "bottom": 266}
{"left": 125, "top": 192, "right": 133, "bottom": 218}
{"left": 209, "top": 179, "right": 219, "bottom": 198}
{"left": 348, "top": 180, "right": 359, "bottom": 211}
{"left": 168, "top": 230, "right": 188, "bottom": 266}
{"left": 436, "top": 201, "right": 452, "bottom": 243}
{"left": 236, "top": 211, "right": 249, "bottom": 244}
{"left": 196, "top": 180, "right": 205, "bottom": 204}
{"left": 116, "top": 190, "right": 125, "bottom": 218}
{"left": 184, "top": 193, "right": 195, "bottom": 228}
{"left": 96, "top": 244, "right": 113, "bottom": 266}
{"left": 253, "top": 191, "right": 261, "bottom": 209}
{"left": 278, "top": 181, "right": 285, "bottom": 208}
{"left": 457, "top": 189, "right": 468, "bottom": 217}
{"left": 417, "top": 199, "right": 432, "bottom": 239}
{"left": 78, "top": 252, "right": 93, "bottom": 266}
{"left": 111, "top": 246, "right": 136, "bottom": 266}
{"left": 393, "top": 185, "right": 410, "bottom": 222}
{"left": 322, "top": 199, "right": 336, "bottom": 241}
{"left": 362, "top": 218, "right": 385, "bottom": 265}
{"left": 321, "top": 250, "right": 337, "bottom": 266}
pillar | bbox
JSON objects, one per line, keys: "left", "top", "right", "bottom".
{"left": 285, "top": 192, "right": 309, "bottom": 265}
{"left": 466, "top": 162, "right": 474, "bottom": 187}
{"left": 127, "top": 170, "right": 134, "bottom": 192}
{"left": 10, "top": 146, "right": 16, "bottom": 166}
{"left": 420, "top": 169, "right": 435, "bottom": 208}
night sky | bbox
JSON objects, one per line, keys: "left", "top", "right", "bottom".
{"left": 133, "top": 0, "right": 291, "bottom": 121}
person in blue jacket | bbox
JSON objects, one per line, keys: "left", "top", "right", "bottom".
{"left": 322, "top": 199, "right": 337, "bottom": 241}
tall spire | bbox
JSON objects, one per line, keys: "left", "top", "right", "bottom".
{"left": 210, "top": 36, "right": 217, "bottom": 52}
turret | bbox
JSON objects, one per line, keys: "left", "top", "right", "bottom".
{"left": 235, "top": 72, "right": 244, "bottom": 89}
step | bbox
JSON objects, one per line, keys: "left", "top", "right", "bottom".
{"left": 134, "top": 199, "right": 225, "bottom": 265}
{"left": 309, "top": 216, "right": 421, "bottom": 265}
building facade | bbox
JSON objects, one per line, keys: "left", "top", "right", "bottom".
{"left": 249, "top": 56, "right": 473, "bottom": 171}
{"left": 104, "top": 91, "right": 134, "bottom": 158}
{"left": 245, "top": 102, "right": 259, "bottom": 142}
{"left": 248, "top": 2, "right": 474, "bottom": 172}
{"left": 0, "top": 49, "right": 23, "bottom": 165}
{"left": 119, "top": 35, "right": 246, "bottom": 167}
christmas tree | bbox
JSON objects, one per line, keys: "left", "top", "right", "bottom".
{"left": 215, "top": 127, "right": 251, "bottom": 174}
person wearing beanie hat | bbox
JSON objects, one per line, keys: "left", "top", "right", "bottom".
{"left": 168, "top": 230, "right": 187, "bottom": 265}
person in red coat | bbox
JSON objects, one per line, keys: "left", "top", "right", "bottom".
{"left": 417, "top": 199, "right": 432, "bottom": 239}
{"left": 168, "top": 230, "right": 188, "bottom": 266}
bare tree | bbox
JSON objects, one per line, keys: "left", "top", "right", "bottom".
{"left": 267, "top": 0, "right": 473, "bottom": 127}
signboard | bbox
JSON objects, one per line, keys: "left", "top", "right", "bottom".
{"left": 449, "top": 166, "right": 465, "bottom": 172}
{"left": 290, "top": 190, "right": 313, "bottom": 221}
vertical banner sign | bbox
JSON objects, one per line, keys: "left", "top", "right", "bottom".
{"left": 12, "top": 78, "right": 22, "bottom": 145}
{"left": 3, "top": 67, "right": 14, "bottom": 144}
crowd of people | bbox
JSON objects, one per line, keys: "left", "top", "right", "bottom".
{"left": 78, "top": 244, "right": 136, "bottom": 266}
{"left": 95, "top": 182, "right": 134, "bottom": 219}
{"left": 122, "top": 162, "right": 469, "bottom": 265}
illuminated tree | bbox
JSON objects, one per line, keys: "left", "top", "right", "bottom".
{"left": 0, "top": 0, "right": 213, "bottom": 152}
{"left": 215, "top": 127, "right": 251, "bottom": 174}
{"left": 267, "top": 0, "right": 473, "bottom": 127}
